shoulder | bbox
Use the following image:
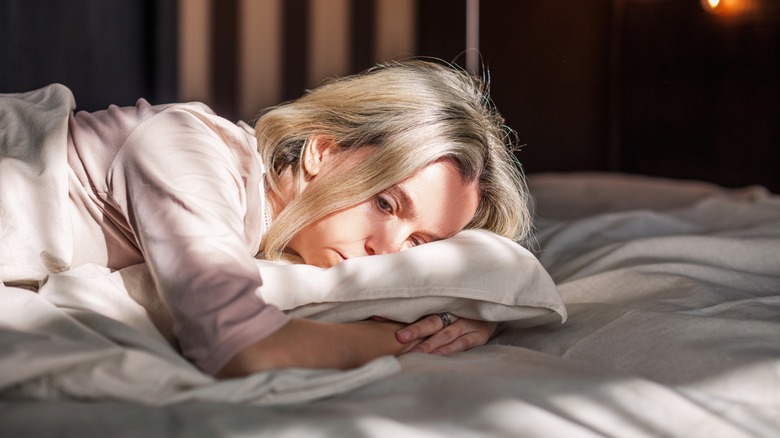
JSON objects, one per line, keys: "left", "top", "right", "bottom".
{"left": 110, "top": 101, "right": 263, "bottom": 188}
{"left": 125, "top": 101, "right": 256, "bottom": 154}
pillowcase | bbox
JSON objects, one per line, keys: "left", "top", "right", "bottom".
{"left": 256, "top": 229, "right": 566, "bottom": 325}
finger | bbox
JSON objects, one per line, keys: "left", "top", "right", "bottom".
{"left": 430, "top": 330, "right": 487, "bottom": 355}
{"left": 412, "top": 319, "right": 497, "bottom": 355}
{"left": 396, "top": 314, "right": 452, "bottom": 343}
{"left": 408, "top": 317, "right": 479, "bottom": 353}
{"left": 408, "top": 324, "right": 462, "bottom": 353}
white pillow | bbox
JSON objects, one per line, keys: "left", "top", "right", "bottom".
{"left": 256, "top": 229, "right": 566, "bottom": 325}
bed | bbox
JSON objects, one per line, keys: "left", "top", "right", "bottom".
{"left": 1, "top": 87, "right": 779, "bottom": 436}
{"left": 1, "top": 168, "right": 778, "bottom": 437}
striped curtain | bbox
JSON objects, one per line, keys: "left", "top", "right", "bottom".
{"left": 178, "top": 0, "right": 418, "bottom": 122}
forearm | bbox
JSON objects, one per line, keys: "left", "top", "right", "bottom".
{"left": 217, "top": 318, "right": 413, "bottom": 378}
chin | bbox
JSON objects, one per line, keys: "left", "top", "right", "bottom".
{"left": 300, "top": 249, "right": 345, "bottom": 268}
{"left": 303, "top": 254, "right": 333, "bottom": 269}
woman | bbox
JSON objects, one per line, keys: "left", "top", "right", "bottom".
{"left": 0, "top": 60, "right": 531, "bottom": 378}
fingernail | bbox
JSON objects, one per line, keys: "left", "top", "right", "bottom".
{"left": 397, "top": 330, "right": 411, "bottom": 342}
{"left": 409, "top": 347, "right": 423, "bottom": 353}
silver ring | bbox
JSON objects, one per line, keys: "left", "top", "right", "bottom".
{"left": 438, "top": 312, "right": 452, "bottom": 328}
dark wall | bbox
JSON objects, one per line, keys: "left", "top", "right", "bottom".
{"left": 617, "top": 0, "right": 780, "bottom": 191}
{"left": 2, "top": 0, "right": 777, "bottom": 192}
{"left": 480, "top": 1, "right": 612, "bottom": 174}
{"left": 419, "top": 0, "right": 779, "bottom": 192}
{"left": 0, "top": 0, "right": 177, "bottom": 112}
{"left": 420, "top": 0, "right": 612, "bottom": 176}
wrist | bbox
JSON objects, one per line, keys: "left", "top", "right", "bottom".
{"left": 216, "top": 318, "right": 404, "bottom": 378}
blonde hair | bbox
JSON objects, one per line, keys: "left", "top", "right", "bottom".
{"left": 254, "top": 59, "right": 531, "bottom": 260}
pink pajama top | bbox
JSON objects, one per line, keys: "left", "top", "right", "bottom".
{"left": 65, "top": 98, "right": 290, "bottom": 375}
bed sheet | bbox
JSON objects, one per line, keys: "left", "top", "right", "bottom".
{"left": 2, "top": 172, "right": 779, "bottom": 437}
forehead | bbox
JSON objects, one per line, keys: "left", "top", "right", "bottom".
{"left": 397, "top": 161, "right": 479, "bottom": 239}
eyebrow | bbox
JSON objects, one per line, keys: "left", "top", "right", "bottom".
{"left": 390, "top": 185, "right": 445, "bottom": 242}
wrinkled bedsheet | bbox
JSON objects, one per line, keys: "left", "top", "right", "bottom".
{"left": 2, "top": 171, "right": 779, "bottom": 437}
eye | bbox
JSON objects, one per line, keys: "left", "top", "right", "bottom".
{"left": 376, "top": 194, "right": 394, "bottom": 213}
{"left": 409, "top": 236, "right": 423, "bottom": 247}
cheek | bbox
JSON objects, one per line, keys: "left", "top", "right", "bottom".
{"left": 333, "top": 202, "right": 381, "bottom": 235}
{"left": 310, "top": 201, "right": 380, "bottom": 242}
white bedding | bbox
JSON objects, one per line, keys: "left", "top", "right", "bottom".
{"left": 1, "top": 171, "right": 778, "bottom": 437}
{"left": 0, "top": 229, "right": 564, "bottom": 406}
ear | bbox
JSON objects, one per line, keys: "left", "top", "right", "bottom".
{"left": 302, "top": 136, "right": 336, "bottom": 178}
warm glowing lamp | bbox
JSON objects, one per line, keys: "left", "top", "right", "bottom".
{"left": 701, "top": 0, "right": 761, "bottom": 16}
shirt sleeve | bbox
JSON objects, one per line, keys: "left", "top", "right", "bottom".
{"left": 106, "top": 107, "right": 290, "bottom": 375}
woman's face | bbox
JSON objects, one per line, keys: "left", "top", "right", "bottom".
{"left": 287, "top": 160, "right": 480, "bottom": 268}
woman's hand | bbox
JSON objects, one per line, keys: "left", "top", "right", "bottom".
{"left": 217, "top": 315, "right": 496, "bottom": 378}
{"left": 395, "top": 314, "right": 499, "bottom": 355}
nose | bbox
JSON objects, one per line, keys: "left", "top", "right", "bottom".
{"left": 365, "top": 225, "right": 407, "bottom": 256}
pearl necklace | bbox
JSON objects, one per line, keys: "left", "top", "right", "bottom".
{"left": 263, "top": 194, "right": 273, "bottom": 233}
